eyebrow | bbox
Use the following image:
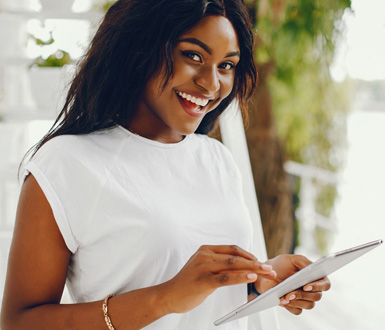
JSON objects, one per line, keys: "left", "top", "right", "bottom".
{"left": 178, "top": 38, "right": 240, "bottom": 58}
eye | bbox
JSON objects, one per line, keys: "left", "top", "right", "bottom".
{"left": 181, "top": 51, "right": 202, "bottom": 63}
{"left": 219, "top": 62, "right": 235, "bottom": 70}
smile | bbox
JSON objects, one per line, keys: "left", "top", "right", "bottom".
{"left": 175, "top": 90, "right": 213, "bottom": 118}
{"left": 176, "top": 90, "right": 210, "bottom": 107}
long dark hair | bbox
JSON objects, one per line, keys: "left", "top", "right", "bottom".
{"left": 29, "top": 0, "right": 257, "bottom": 158}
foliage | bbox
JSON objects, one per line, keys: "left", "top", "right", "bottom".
{"left": 93, "top": 0, "right": 117, "bottom": 12}
{"left": 32, "top": 49, "right": 71, "bottom": 68}
{"left": 32, "top": 32, "right": 55, "bottom": 46}
{"left": 30, "top": 31, "right": 71, "bottom": 68}
{"left": 254, "top": 0, "right": 352, "bottom": 168}
{"left": 246, "top": 0, "right": 353, "bottom": 254}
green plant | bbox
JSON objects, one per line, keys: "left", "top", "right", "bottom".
{"left": 93, "top": 0, "right": 117, "bottom": 12}
{"left": 32, "top": 49, "right": 71, "bottom": 68}
{"left": 241, "top": 0, "right": 353, "bottom": 256}
{"left": 30, "top": 31, "right": 71, "bottom": 68}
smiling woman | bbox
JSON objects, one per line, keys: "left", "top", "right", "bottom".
{"left": 28, "top": 0, "right": 257, "bottom": 145}
{"left": 1, "top": 1, "right": 331, "bottom": 330}
{"left": 127, "top": 15, "right": 241, "bottom": 142}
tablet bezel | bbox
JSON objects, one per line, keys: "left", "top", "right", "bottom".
{"left": 214, "top": 239, "right": 383, "bottom": 326}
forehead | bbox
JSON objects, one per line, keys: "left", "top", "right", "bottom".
{"left": 178, "top": 15, "right": 240, "bottom": 53}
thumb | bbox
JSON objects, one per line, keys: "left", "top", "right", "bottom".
{"left": 290, "top": 254, "right": 313, "bottom": 271}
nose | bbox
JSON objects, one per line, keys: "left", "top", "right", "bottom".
{"left": 194, "top": 66, "right": 220, "bottom": 93}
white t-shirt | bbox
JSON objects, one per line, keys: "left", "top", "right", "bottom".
{"left": 24, "top": 126, "right": 254, "bottom": 329}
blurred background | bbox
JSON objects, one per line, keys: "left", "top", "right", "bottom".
{"left": 0, "top": 0, "right": 384, "bottom": 329}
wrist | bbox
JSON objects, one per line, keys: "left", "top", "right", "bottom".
{"left": 253, "top": 277, "right": 265, "bottom": 294}
{"left": 153, "top": 280, "right": 177, "bottom": 316}
{"left": 247, "top": 283, "right": 261, "bottom": 297}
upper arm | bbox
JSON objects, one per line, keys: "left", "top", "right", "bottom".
{"left": 1, "top": 174, "right": 71, "bottom": 322}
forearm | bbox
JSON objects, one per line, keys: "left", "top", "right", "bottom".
{"left": 2, "top": 284, "right": 170, "bottom": 330}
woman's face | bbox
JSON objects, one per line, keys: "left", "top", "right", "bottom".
{"left": 129, "top": 15, "right": 240, "bottom": 143}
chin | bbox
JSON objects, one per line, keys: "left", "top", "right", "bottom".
{"left": 181, "top": 123, "right": 204, "bottom": 136}
{"left": 178, "top": 128, "right": 198, "bottom": 137}
{"left": 170, "top": 119, "right": 201, "bottom": 136}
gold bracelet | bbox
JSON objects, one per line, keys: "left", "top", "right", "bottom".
{"left": 102, "top": 294, "right": 116, "bottom": 330}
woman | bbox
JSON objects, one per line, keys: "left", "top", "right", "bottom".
{"left": 1, "top": 0, "right": 330, "bottom": 329}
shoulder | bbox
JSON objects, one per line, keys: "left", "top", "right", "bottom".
{"left": 192, "top": 133, "right": 234, "bottom": 160}
{"left": 190, "top": 133, "right": 240, "bottom": 178}
{"left": 191, "top": 133, "right": 225, "bottom": 149}
{"left": 24, "top": 126, "right": 130, "bottom": 182}
{"left": 35, "top": 126, "right": 126, "bottom": 162}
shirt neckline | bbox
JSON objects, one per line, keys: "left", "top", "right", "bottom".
{"left": 118, "top": 125, "right": 191, "bottom": 148}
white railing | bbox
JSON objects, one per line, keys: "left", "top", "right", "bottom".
{"left": 284, "top": 161, "right": 339, "bottom": 258}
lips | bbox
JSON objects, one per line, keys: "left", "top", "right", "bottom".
{"left": 176, "top": 90, "right": 210, "bottom": 107}
{"left": 177, "top": 95, "right": 205, "bottom": 118}
{"left": 180, "top": 97, "right": 201, "bottom": 111}
{"left": 175, "top": 91, "right": 209, "bottom": 118}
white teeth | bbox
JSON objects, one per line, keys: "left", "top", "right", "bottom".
{"left": 177, "top": 91, "right": 209, "bottom": 107}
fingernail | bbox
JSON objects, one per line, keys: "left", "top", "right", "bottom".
{"left": 289, "top": 294, "right": 296, "bottom": 300}
{"left": 269, "top": 270, "right": 277, "bottom": 277}
{"left": 281, "top": 299, "right": 290, "bottom": 305}
{"left": 247, "top": 273, "right": 258, "bottom": 280}
{"left": 261, "top": 264, "right": 272, "bottom": 271}
{"left": 304, "top": 286, "right": 313, "bottom": 291}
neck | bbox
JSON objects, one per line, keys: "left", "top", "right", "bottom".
{"left": 121, "top": 122, "right": 185, "bottom": 144}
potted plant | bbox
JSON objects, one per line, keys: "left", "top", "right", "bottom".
{"left": 28, "top": 31, "right": 73, "bottom": 116}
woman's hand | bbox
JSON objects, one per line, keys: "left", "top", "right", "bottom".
{"left": 255, "top": 254, "right": 331, "bottom": 315}
{"left": 160, "top": 245, "right": 277, "bottom": 314}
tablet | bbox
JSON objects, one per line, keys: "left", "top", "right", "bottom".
{"left": 214, "top": 239, "right": 383, "bottom": 326}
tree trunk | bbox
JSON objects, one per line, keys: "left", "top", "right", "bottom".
{"left": 245, "top": 62, "right": 294, "bottom": 258}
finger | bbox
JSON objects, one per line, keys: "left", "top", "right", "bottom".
{"left": 281, "top": 298, "right": 316, "bottom": 310}
{"left": 283, "top": 291, "right": 323, "bottom": 303}
{"left": 290, "top": 254, "right": 313, "bottom": 271}
{"left": 211, "top": 271, "right": 261, "bottom": 287}
{"left": 303, "top": 277, "right": 331, "bottom": 292}
{"left": 195, "top": 246, "right": 276, "bottom": 277}
{"left": 205, "top": 254, "right": 277, "bottom": 278}
{"left": 280, "top": 304, "right": 303, "bottom": 315}
{"left": 200, "top": 245, "right": 258, "bottom": 261}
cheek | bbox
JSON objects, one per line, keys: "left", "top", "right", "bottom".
{"left": 172, "top": 62, "right": 198, "bottom": 81}
{"left": 221, "top": 74, "right": 236, "bottom": 98}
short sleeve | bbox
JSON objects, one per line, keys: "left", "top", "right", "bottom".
{"left": 22, "top": 136, "right": 103, "bottom": 253}
{"left": 24, "top": 162, "right": 79, "bottom": 252}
